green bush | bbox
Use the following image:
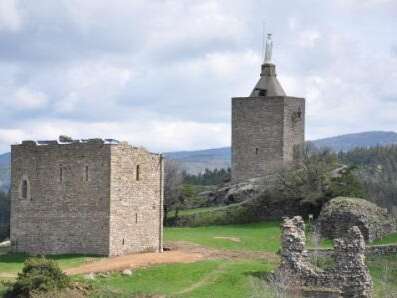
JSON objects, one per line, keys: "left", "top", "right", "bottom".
{"left": 6, "top": 257, "right": 70, "bottom": 297}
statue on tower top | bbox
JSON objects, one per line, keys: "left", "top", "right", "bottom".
{"left": 264, "top": 33, "right": 272, "bottom": 63}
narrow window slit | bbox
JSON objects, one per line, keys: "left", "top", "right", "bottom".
{"left": 85, "top": 166, "right": 89, "bottom": 182}
{"left": 59, "top": 166, "right": 63, "bottom": 183}
{"left": 136, "top": 165, "right": 140, "bottom": 181}
{"left": 22, "top": 180, "right": 28, "bottom": 199}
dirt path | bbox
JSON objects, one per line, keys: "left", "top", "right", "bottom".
{"left": 65, "top": 241, "right": 279, "bottom": 275}
{"left": 65, "top": 250, "right": 204, "bottom": 275}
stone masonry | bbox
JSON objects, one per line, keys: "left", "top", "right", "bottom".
{"left": 274, "top": 216, "right": 373, "bottom": 298}
{"left": 10, "top": 138, "right": 163, "bottom": 256}
{"left": 231, "top": 60, "right": 305, "bottom": 183}
{"left": 317, "top": 197, "right": 396, "bottom": 243}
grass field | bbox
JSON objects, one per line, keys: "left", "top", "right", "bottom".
{"left": 372, "top": 232, "right": 397, "bottom": 245}
{"left": 86, "top": 259, "right": 275, "bottom": 298}
{"left": 165, "top": 221, "right": 281, "bottom": 252}
{"left": 81, "top": 255, "right": 397, "bottom": 298}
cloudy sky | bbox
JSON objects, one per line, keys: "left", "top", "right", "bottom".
{"left": 0, "top": 0, "right": 396, "bottom": 153}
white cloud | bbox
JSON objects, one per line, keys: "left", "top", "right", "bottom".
{"left": 297, "top": 30, "right": 321, "bottom": 49}
{"left": 0, "top": 118, "right": 230, "bottom": 153}
{"left": 0, "top": 0, "right": 396, "bottom": 153}
{"left": 13, "top": 87, "right": 48, "bottom": 110}
{"left": 0, "top": 0, "right": 22, "bottom": 31}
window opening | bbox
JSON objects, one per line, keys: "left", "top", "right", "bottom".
{"left": 21, "top": 180, "right": 28, "bottom": 199}
{"left": 135, "top": 213, "right": 138, "bottom": 223}
{"left": 85, "top": 166, "right": 89, "bottom": 182}
{"left": 59, "top": 166, "right": 63, "bottom": 183}
{"left": 255, "top": 148, "right": 259, "bottom": 155}
{"left": 136, "top": 165, "right": 140, "bottom": 181}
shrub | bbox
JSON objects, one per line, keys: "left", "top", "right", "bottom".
{"left": 6, "top": 257, "right": 70, "bottom": 297}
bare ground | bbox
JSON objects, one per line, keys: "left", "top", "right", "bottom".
{"left": 64, "top": 241, "right": 279, "bottom": 275}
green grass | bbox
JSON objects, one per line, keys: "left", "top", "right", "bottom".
{"left": 82, "top": 255, "right": 397, "bottom": 298}
{"left": 368, "top": 255, "right": 397, "bottom": 297}
{"left": 165, "top": 221, "right": 281, "bottom": 252}
{"left": 0, "top": 247, "right": 99, "bottom": 279}
{"left": 86, "top": 259, "right": 274, "bottom": 298}
{"left": 372, "top": 232, "right": 397, "bottom": 245}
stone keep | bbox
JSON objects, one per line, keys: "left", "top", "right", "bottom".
{"left": 231, "top": 36, "right": 305, "bottom": 182}
{"left": 10, "top": 139, "right": 164, "bottom": 256}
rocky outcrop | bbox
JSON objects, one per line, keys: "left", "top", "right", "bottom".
{"left": 317, "top": 197, "right": 396, "bottom": 242}
{"left": 201, "top": 181, "right": 263, "bottom": 206}
{"left": 274, "top": 216, "right": 373, "bottom": 298}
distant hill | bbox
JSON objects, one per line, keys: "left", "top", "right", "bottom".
{"left": 164, "top": 147, "right": 230, "bottom": 175}
{"left": 313, "top": 131, "right": 397, "bottom": 152}
{"left": 0, "top": 131, "right": 396, "bottom": 190}
{"left": 163, "top": 131, "right": 397, "bottom": 173}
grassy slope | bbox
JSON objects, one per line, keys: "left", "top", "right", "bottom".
{"left": 86, "top": 256, "right": 397, "bottom": 298}
{"left": 165, "top": 221, "right": 281, "bottom": 253}
{"left": 87, "top": 260, "right": 273, "bottom": 298}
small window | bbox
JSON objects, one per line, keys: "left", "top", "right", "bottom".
{"left": 255, "top": 148, "right": 259, "bottom": 155}
{"left": 136, "top": 165, "right": 140, "bottom": 181}
{"left": 85, "top": 166, "right": 89, "bottom": 182}
{"left": 258, "top": 89, "right": 267, "bottom": 97}
{"left": 122, "top": 238, "right": 125, "bottom": 245}
{"left": 21, "top": 180, "right": 28, "bottom": 199}
{"left": 135, "top": 213, "right": 138, "bottom": 223}
{"left": 59, "top": 166, "right": 63, "bottom": 183}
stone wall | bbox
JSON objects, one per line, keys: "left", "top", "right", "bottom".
{"left": 274, "top": 216, "right": 373, "bottom": 298}
{"left": 231, "top": 96, "right": 304, "bottom": 183}
{"left": 11, "top": 142, "right": 111, "bottom": 255}
{"left": 317, "top": 197, "right": 396, "bottom": 242}
{"left": 10, "top": 140, "right": 163, "bottom": 256}
{"left": 109, "top": 144, "right": 163, "bottom": 256}
{"left": 307, "top": 244, "right": 397, "bottom": 258}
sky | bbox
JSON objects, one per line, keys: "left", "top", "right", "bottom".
{"left": 0, "top": 0, "right": 396, "bottom": 153}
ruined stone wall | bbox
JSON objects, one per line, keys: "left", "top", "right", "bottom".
{"left": 274, "top": 216, "right": 373, "bottom": 298}
{"left": 10, "top": 142, "right": 111, "bottom": 255}
{"left": 109, "top": 145, "right": 163, "bottom": 256}
{"left": 231, "top": 96, "right": 305, "bottom": 183}
{"left": 317, "top": 197, "right": 396, "bottom": 243}
{"left": 307, "top": 244, "right": 397, "bottom": 258}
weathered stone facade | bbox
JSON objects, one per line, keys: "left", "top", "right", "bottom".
{"left": 10, "top": 139, "right": 163, "bottom": 256}
{"left": 231, "top": 62, "right": 305, "bottom": 182}
{"left": 317, "top": 197, "right": 396, "bottom": 242}
{"left": 274, "top": 216, "right": 373, "bottom": 298}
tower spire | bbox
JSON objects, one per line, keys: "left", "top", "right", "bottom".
{"left": 264, "top": 33, "right": 272, "bottom": 63}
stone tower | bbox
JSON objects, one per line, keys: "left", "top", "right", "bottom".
{"left": 10, "top": 138, "right": 164, "bottom": 256}
{"left": 231, "top": 34, "right": 305, "bottom": 182}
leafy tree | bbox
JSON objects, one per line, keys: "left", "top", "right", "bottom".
{"left": 184, "top": 168, "right": 231, "bottom": 185}
{"left": 163, "top": 160, "right": 185, "bottom": 222}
